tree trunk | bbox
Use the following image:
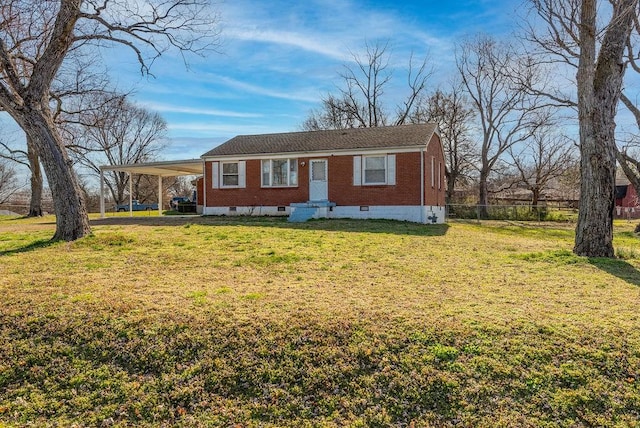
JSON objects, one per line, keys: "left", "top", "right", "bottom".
{"left": 26, "top": 138, "right": 43, "bottom": 217}
{"left": 532, "top": 188, "right": 540, "bottom": 213}
{"left": 574, "top": 128, "right": 616, "bottom": 257}
{"left": 477, "top": 169, "right": 489, "bottom": 219}
{"left": 446, "top": 170, "right": 456, "bottom": 204}
{"left": 573, "top": 0, "right": 634, "bottom": 257}
{"left": 23, "top": 110, "right": 91, "bottom": 241}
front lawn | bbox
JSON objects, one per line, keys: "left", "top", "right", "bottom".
{"left": 1, "top": 216, "right": 639, "bottom": 427}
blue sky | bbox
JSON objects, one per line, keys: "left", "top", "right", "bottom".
{"left": 100, "top": 0, "right": 523, "bottom": 160}
{"left": 0, "top": 0, "right": 523, "bottom": 170}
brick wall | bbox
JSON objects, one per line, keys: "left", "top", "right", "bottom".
{"left": 423, "top": 133, "right": 447, "bottom": 207}
{"left": 328, "top": 152, "right": 420, "bottom": 206}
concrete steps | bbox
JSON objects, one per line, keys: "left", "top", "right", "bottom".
{"left": 288, "top": 201, "right": 336, "bottom": 223}
{"left": 288, "top": 206, "right": 318, "bottom": 222}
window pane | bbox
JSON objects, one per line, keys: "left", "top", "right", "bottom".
{"left": 223, "top": 163, "right": 238, "bottom": 174}
{"left": 262, "top": 160, "right": 270, "bottom": 186}
{"left": 272, "top": 159, "right": 288, "bottom": 186}
{"left": 290, "top": 160, "right": 298, "bottom": 186}
{"left": 221, "top": 162, "right": 239, "bottom": 187}
{"left": 223, "top": 175, "right": 239, "bottom": 186}
{"left": 312, "top": 161, "right": 326, "bottom": 181}
{"left": 365, "top": 169, "right": 385, "bottom": 183}
{"left": 364, "top": 156, "right": 386, "bottom": 184}
{"left": 365, "top": 156, "right": 385, "bottom": 170}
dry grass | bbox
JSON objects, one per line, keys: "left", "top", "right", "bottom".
{"left": 1, "top": 215, "right": 640, "bottom": 427}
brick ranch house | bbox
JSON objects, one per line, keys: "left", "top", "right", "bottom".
{"left": 195, "top": 123, "right": 446, "bottom": 224}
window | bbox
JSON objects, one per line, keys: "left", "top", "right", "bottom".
{"left": 364, "top": 156, "right": 386, "bottom": 184}
{"left": 211, "top": 160, "right": 245, "bottom": 189}
{"left": 353, "top": 154, "right": 396, "bottom": 186}
{"left": 431, "top": 156, "right": 435, "bottom": 188}
{"left": 222, "top": 162, "right": 239, "bottom": 186}
{"left": 261, "top": 159, "right": 298, "bottom": 187}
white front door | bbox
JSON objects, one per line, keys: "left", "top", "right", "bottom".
{"left": 309, "top": 159, "right": 328, "bottom": 201}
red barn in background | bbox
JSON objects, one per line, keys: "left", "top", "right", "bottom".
{"left": 615, "top": 169, "right": 640, "bottom": 219}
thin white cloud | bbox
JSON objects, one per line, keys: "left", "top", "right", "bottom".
{"left": 140, "top": 102, "right": 264, "bottom": 118}
{"left": 227, "top": 28, "right": 349, "bottom": 61}
{"left": 167, "top": 122, "right": 282, "bottom": 135}
{"left": 212, "top": 75, "right": 320, "bottom": 103}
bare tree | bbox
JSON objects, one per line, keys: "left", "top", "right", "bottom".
{"left": 456, "top": 35, "right": 548, "bottom": 218}
{"left": 67, "top": 94, "right": 168, "bottom": 205}
{"left": 411, "top": 81, "right": 477, "bottom": 202}
{"left": 1, "top": 51, "right": 112, "bottom": 217}
{"left": 0, "top": 135, "right": 46, "bottom": 216}
{"left": 302, "top": 41, "right": 431, "bottom": 130}
{"left": 508, "top": 121, "right": 578, "bottom": 209}
{"left": 527, "top": 0, "right": 639, "bottom": 257}
{"left": 0, "top": 0, "right": 219, "bottom": 241}
{"left": 618, "top": 94, "right": 640, "bottom": 198}
{"left": 166, "top": 175, "right": 194, "bottom": 198}
{"left": 0, "top": 158, "right": 20, "bottom": 204}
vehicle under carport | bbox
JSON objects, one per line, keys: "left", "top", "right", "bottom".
{"left": 99, "top": 159, "right": 203, "bottom": 217}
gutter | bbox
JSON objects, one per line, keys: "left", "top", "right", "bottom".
{"left": 420, "top": 147, "right": 425, "bottom": 223}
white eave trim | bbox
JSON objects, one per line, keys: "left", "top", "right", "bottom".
{"left": 201, "top": 145, "right": 429, "bottom": 161}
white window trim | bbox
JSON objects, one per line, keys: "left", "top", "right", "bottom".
{"left": 261, "top": 158, "right": 298, "bottom": 187}
{"left": 221, "top": 161, "right": 239, "bottom": 188}
{"left": 212, "top": 160, "right": 245, "bottom": 189}
{"left": 363, "top": 155, "right": 387, "bottom": 185}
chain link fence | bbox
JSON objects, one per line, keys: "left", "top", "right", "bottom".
{"left": 446, "top": 204, "right": 579, "bottom": 222}
{"left": 0, "top": 201, "right": 55, "bottom": 216}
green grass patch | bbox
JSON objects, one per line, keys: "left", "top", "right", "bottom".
{"left": 513, "top": 249, "right": 586, "bottom": 264}
{"left": 1, "top": 216, "right": 640, "bottom": 426}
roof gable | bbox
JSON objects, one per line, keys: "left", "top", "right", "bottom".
{"left": 202, "top": 123, "right": 438, "bottom": 158}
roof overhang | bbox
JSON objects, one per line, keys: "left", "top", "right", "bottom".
{"left": 100, "top": 159, "right": 203, "bottom": 177}
{"left": 201, "top": 145, "right": 429, "bottom": 161}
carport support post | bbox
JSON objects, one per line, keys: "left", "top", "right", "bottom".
{"left": 100, "top": 168, "right": 105, "bottom": 219}
{"left": 158, "top": 176, "right": 163, "bottom": 216}
{"left": 129, "top": 172, "right": 133, "bottom": 217}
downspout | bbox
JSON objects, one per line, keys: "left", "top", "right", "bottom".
{"left": 158, "top": 176, "right": 162, "bottom": 216}
{"left": 203, "top": 159, "right": 207, "bottom": 215}
{"left": 420, "top": 147, "right": 425, "bottom": 223}
{"left": 99, "top": 168, "right": 105, "bottom": 218}
{"left": 129, "top": 172, "right": 133, "bottom": 217}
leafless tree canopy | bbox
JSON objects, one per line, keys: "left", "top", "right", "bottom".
{"left": 0, "top": 158, "right": 19, "bottom": 203}
{"left": 618, "top": 94, "right": 640, "bottom": 196}
{"left": 617, "top": 11, "right": 640, "bottom": 202}
{"left": 456, "top": 34, "right": 551, "bottom": 218}
{"left": 67, "top": 93, "right": 168, "bottom": 205}
{"left": 410, "top": 81, "right": 477, "bottom": 202}
{"left": 0, "top": 133, "right": 43, "bottom": 216}
{"left": 508, "top": 120, "right": 578, "bottom": 208}
{"left": 526, "top": 0, "right": 639, "bottom": 257}
{"left": 302, "top": 41, "right": 432, "bottom": 130}
{"left": 0, "top": 0, "right": 220, "bottom": 240}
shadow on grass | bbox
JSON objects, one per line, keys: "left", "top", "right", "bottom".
{"left": 0, "top": 239, "right": 57, "bottom": 256}
{"left": 589, "top": 257, "right": 640, "bottom": 287}
{"left": 90, "top": 216, "right": 450, "bottom": 237}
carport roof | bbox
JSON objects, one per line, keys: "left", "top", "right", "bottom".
{"left": 100, "top": 159, "right": 203, "bottom": 177}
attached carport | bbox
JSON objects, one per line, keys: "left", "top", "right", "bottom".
{"left": 99, "top": 159, "right": 203, "bottom": 218}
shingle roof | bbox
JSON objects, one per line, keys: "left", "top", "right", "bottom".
{"left": 202, "top": 123, "right": 438, "bottom": 157}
